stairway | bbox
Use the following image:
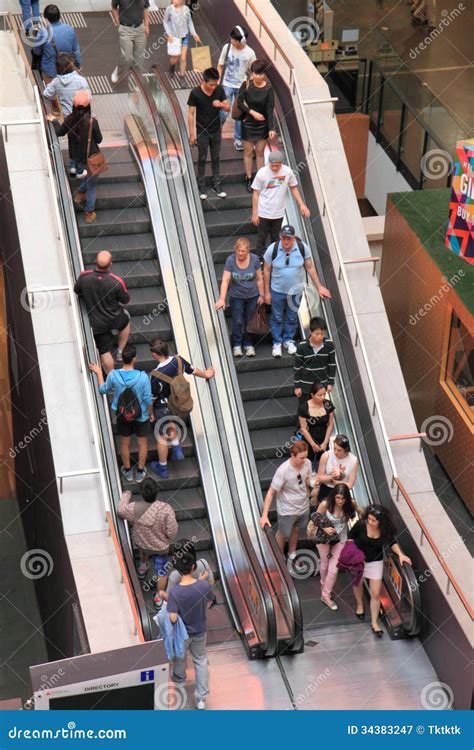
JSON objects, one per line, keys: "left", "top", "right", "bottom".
{"left": 69, "top": 144, "right": 236, "bottom": 643}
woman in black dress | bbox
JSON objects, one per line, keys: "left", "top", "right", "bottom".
{"left": 237, "top": 59, "right": 276, "bottom": 191}
{"left": 297, "top": 381, "right": 335, "bottom": 470}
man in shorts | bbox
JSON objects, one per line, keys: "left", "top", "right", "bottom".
{"left": 89, "top": 344, "right": 153, "bottom": 483}
{"left": 74, "top": 250, "right": 130, "bottom": 373}
{"left": 259, "top": 441, "right": 312, "bottom": 571}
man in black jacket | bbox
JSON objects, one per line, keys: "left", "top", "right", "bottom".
{"left": 74, "top": 250, "right": 130, "bottom": 372}
{"left": 294, "top": 316, "right": 336, "bottom": 400}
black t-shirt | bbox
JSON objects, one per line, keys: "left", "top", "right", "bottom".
{"left": 112, "top": 0, "right": 149, "bottom": 26}
{"left": 348, "top": 520, "right": 395, "bottom": 562}
{"left": 297, "top": 399, "right": 335, "bottom": 445}
{"left": 187, "top": 84, "right": 226, "bottom": 133}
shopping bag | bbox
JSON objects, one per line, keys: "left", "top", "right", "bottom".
{"left": 190, "top": 44, "right": 212, "bottom": 72}
{"left": 246, "top": 304, "right": 270, "bottom": 335}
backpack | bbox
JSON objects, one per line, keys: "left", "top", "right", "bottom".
{"left": 151, "top": 356, "right": 194, "bottom": 421}
{"left": 116, "top": 372, "right": 143, "bottom": 422}
{"left": 270, "top": 238, "right": 306, "bottom": 262}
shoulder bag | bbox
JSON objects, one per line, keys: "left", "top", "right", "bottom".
{"left": 86, "top": 118, "right": 107, "bottom": 177}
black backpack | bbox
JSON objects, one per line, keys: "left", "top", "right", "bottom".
{"left": 270, "top": 238, "right": 306, "bottom": 262}
{"left": 116, "top": 372, "right": 144, "bottom": 422}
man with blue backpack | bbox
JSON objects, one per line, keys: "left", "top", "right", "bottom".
{"left": 89, "top": 344, "right": 154, "bottom": 483}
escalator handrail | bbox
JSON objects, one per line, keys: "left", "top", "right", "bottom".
{"left": 146, "top": 67, "right": 304, "bottom": 653}
{"left": 128, "top": 76, "right": 278, "bottom": 656}
{"left": 34, "top": 89, "right": 152, "bottom": 643}
{"left": 385, "top": 552, "right": 422, "bottom": 637}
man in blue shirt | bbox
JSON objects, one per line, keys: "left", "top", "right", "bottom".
{"left": 263, "top": 225, "right": 331, "bottom": 357}
{"left": 33, "top": 4, "right": 81, "bottom": 81}
{"left": 89, "top": 344, "right": 153, "bottom": 483}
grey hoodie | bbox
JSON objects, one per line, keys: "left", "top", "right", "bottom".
{"left": 43, "top": 72, "right": 91, "bottom": 116}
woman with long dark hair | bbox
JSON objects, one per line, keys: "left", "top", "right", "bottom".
{"left": 316, "top": 434, "right": 359, "bottom": 501}
{"left": 315, "top": 484, "right": 360, "bottom": 611}
{"left": 349, "top": 506, "right": 412, "bottom": 636}
{"left": 237, "top": 59, "right": 276, "bottom": 191}
{"left": 47, "top": 89, "right": 102, "bottom": 224}
{"left": 297, "top": 381, "right": 335, "bottom": 470}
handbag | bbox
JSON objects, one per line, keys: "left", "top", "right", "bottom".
{"left": 310, "top": 512, "right": 340, "bottom": 545}
{"left": 86, "top": 118, "right": 107, "bottom": 177}
{"left": 232, "top": 80, "right": 249, "bottom": 121}
{"left": 190, "top": 43, "right": 212, "bottom": 72}
{"left": 245, "top": 303, "right": 270, "bottom": 335}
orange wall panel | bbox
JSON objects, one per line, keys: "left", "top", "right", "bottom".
{"left": 336, "top": 113, "right": 369, "bottom": 200}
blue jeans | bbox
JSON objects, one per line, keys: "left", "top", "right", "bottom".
{"left": 78, "top": 174, "right": 97, "bottom": 213}
{"left": 230, "top": 295, "right": 258, "bottom": 347}
{"left": 270, "top": 289, "right": 301, "bottom": 345}
{"left": 220, "top": 85, "right": 242, "bottom": 141}
{"left": 19, "top": 0, "right": 39, "bottom": 27}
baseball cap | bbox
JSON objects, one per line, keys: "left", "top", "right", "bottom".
{"left": 280, "top": 224, "right": 296, "bottom": 237}
{"left": 73, "top": 89, "right": 91, "bottom": 107}
{"left": 268, "top": 150, "right": 284, "bottom": 164}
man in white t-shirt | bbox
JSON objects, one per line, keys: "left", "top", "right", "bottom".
{"left": 217, "top": 25, "right": 256, "bottom": 150}
{"left": 251, "top": 150, "right": 310, "bottom": 260}
{"left": 260, "top": 441, "right": 312, "bottom": 566}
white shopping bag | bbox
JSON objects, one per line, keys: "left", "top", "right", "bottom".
{"left": 167, "top": 37, "right": 182, "bottom": 56}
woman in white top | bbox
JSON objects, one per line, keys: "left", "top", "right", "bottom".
{"left": 315, "top": 434, "right": 359, "bottom": 501}
{"left": 163, "top": 0, "right": 201, "bottom": 78}
{"left": 314, "top": 484, "right": 361, "bottom": 611}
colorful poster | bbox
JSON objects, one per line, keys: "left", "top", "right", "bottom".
{"left": 445, "top": 138, "right": 474, "bottom": 265}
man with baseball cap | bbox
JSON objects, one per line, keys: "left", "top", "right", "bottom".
{"left": 251, "top": 150, "right": 310, "bottom": 261}
{"left": 263, "top": 224, "right": 331, "bottom": 357}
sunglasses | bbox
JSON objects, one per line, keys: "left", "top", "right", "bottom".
{"left": 285, "top": 254, "right": 290, "bottom": 266}
{"left": 297, "top": 473, "right": 303, "bottom": 485}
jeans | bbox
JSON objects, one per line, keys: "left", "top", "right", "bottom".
{"left": 197, "top": 129, "right": 221, "bottom": 191}
{"left": 19, "top": 0, "right": 40, "bottom": 27}
{"left": 229, "top": 295, "right": 258, "bottom": 347}
{"left": 172, "top": 632, "right": 209, "bottom": 702}
{"left": 317, "top": 541, "right": 345, "bottom": 598}
{"left": 220, "top": 85, "right": 242, "bottom": 141}
{"left": 118, "top": 23, "right": 146, "bottom": 75}
{"left": 78, "top": 174, "right": 98, "bottom": 213}
{"left": 256, "top": 216, "right": 283, "bottom": 260}
{"left": 270, "top": 289, "right": 301, "bottom": 345}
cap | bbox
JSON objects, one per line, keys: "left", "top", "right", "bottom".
{"left": 73, "top": 89, "right": 91, "bottom": 107}
{"left": 279, "top": 224, "right": 296, "bottom": 237}
{"left": 268, "top": 149, "right": 284, "bottom": 164}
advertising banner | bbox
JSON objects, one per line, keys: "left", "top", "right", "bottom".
{"left": 445, "top": 138, "right": 474, "bottom": 265}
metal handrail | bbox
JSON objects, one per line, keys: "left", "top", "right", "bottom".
{"left": 57, "top": 469, "right": 101, "bottom": 494}
{"left": 106, "top": 511, "right": 145, "bottom": 641}
{"left": 243, "top": 0, "right": 471, "bottom": 615}
{"left": 395, "top": 479, "right": 474, "bottom": 620}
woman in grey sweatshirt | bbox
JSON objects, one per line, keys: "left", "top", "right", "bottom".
{"left": 163, "top": 0, "right": 200, "bottom": 78}
{"left": 43, "top": 53, "right": 90, "bottom": 117}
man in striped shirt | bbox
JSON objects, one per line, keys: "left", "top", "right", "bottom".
{"left": 294, "top": 316, "right": 336, "bottom": 399}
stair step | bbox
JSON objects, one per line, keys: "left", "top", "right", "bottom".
{"left": 250, "top": 425, "right": 295, "bottom": 460}
{"left": 256, "top": 458, "right": 281, "bottom": 491}
{"left": 126, "top": 286, "right": 167, "bottom": 316}
{"left": 234, "top": 344, "right": 296, "bottom": 373}
{"left": 86, "top": 260, "right": 161, "bottom": 288}
{"left": 71, "top": 161, "right": 141, "bottom": 185}
{"left": 202, "top": 183, "right": 252, "bottom": 212}
{"left": 131, "top": 486, "right": 207, "bottom": 521}
{"left": 204, "top": 208, "right": 254, "bottom": 237}
{"left": 77, "top": 207, "right": 150, "bottom": 238}
{"left": 176, "top": 517, "right": 212, "bottom": 551}
{"left": 115, "top": 430, "right": 194, "bottom": 462}
{"left": 209, "top": 232, "right": 258, "bottom": 262}
{"left": 244, "top": 396, "right": 297, "bottom": 430}
{"left": 128, "top": 312, "right": 172, "bottom": 344}
{"left": 81, "top": 233, "right": 156, "bottom": 264}
{"left": 134, "top": 341, "right": 177, "bottom": 371}
{"left": 191, "top": 139, "right": 251, "bottom": 163}
{"left": 120, "top": 458, "right": 201, "bottom": 492}
{"left": 74, "top": 182, "right": 146, "bottom": 211}
{"left": 197, "top": 158, "right": 249, "bottom": 185}
{"left": 238, "top": 366, "right": 295, "bottom": 400}
{"left": 63, "top": 145, "right": 133, "bottom": 167}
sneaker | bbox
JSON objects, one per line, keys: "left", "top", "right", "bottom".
{"left": 150, "top": 461, "right": 169, "bottom": 479}
{"left": 137, "top": 561, "right": 149, "bottom": 579}
{"left": 272, "top": 344, "right": 282, "bottom": 358}
{"left": 115, "top": 348, "right": 123, "bottom": 364}
{"left": 69, "top": 166, "right": 77, "bottom": 176}
{"left": 212, "top": 187, "right": 227, "bottom": 199}
{"left": 244, "top": 175, "right": 253, "bottom": 193}
{"left": 199, "top": 192, "right": 207, "bottom": 200}
{"left": 120, "top": 466, "right": 135, "bottom": 483}
{"left": 76, "top": 169, "right": 88, "bottom": 179}
{"left": 283, "top": 340, "right": 297, "bottom": 355}
{"left": 287, "top": 551, "right": 297, "bottom": 561}
{"left": 234, "top": 139, "right": 244, "bottom": 151}
{"left": 135, "top": 467, "right": 147, "bottom": 483}
{"left": 84, "top": 211, "right": 96, "bottom": 224}
{"left": 196, "top": 699, "right": 206, "bottom": 710}
{"left": 244, "top": 346, "right": 255, "bottom": 357}
{"left": 233, "top": 346, "right": 243, "bottom": 357}
{"left": 111, "top": 66, "right": 119, "bottom": 84}
{"left": 153, "top": 594, "right": 162, "bottom": 610}
{"left": 74, "top": 191, "right": 86, "bottom": 205}
{"left": 171, "top": 444, "right": 185, "bottom": 461}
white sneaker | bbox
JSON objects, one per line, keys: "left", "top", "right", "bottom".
{"left": 76, "top": 169, "right": 88, "bottom": 179}
{"left": 199, "top": 192, "right": 207, "bottom": 200}
{"left": 111, "top": 66, "right": 119, "bottom": 84}
{"left": 283, "top": 340, "right": 297, "bottom": 355}
{"left": 233, "top": 346, "right": 243, "bottom": 357}
{"left": 234, "top": 139, "right": 244, "bottom": 151}
{"left": 244, "top": 346, "right": 255, "bottom": 357}
{"left": 272, "top": 344, "right": 282, "bottom": 358}
{"left": 196, "top": 699, "right": 206, "bottom": 710}
{"left": 69, "top": 166, "right": 76, "bottom": 176}
{"left": 212, "top": 188, "right": 227, "bottom": 198}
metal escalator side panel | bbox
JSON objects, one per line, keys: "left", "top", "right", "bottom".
{"left": 124, "top": 93, "right": 276, "bottom": 657}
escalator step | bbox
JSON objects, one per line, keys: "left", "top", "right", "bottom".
{"left": 77, "top": 207, "right": 150, "bottom": 238}
{"left": 244, "top": 396, "right": 297, "bottom": 430}
{"left": 73, "top": 182, "right": 146, "bottom": 211}
{"left": 81, "top": 233, "right": 156, "bottom": 263}
{"left": 71, "top": 161, "right": 141, "bottom": 185}
{"left": 126, "top": 286, "right": 167, "bottom": 316}
{"left": 128, "top": 312, "right": 172, "bottom": 344}
{"left": 64, "top": 145, "right": 133, "bottom": 166}
{"left": 114, "top": 430, "right": 194, "bottom": 461}
{"left": 234, "top": 344, "right": 294, "bottom": 373}
{"left": 176, "top": 517, "right": 212, "bottom": 551}
{"left": 238, "top": 367, "right": 295, "bottom": 400}
{"left": 208, "top": 232, "right": 257, "bottom": 261}
{"left": 203, "top": 183, "right": 252, "bottom": 212}
{"left": 99, "top": 259, "right": 161, "bottom": 288}
{"left": 250, "top": 425, "right": 295, "bottom": 460}
{"left": 205, "top": 208, "right": 254, "bottom": 237}
{"left": 121, "top": 457, "right": 201, "bottom": 492}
